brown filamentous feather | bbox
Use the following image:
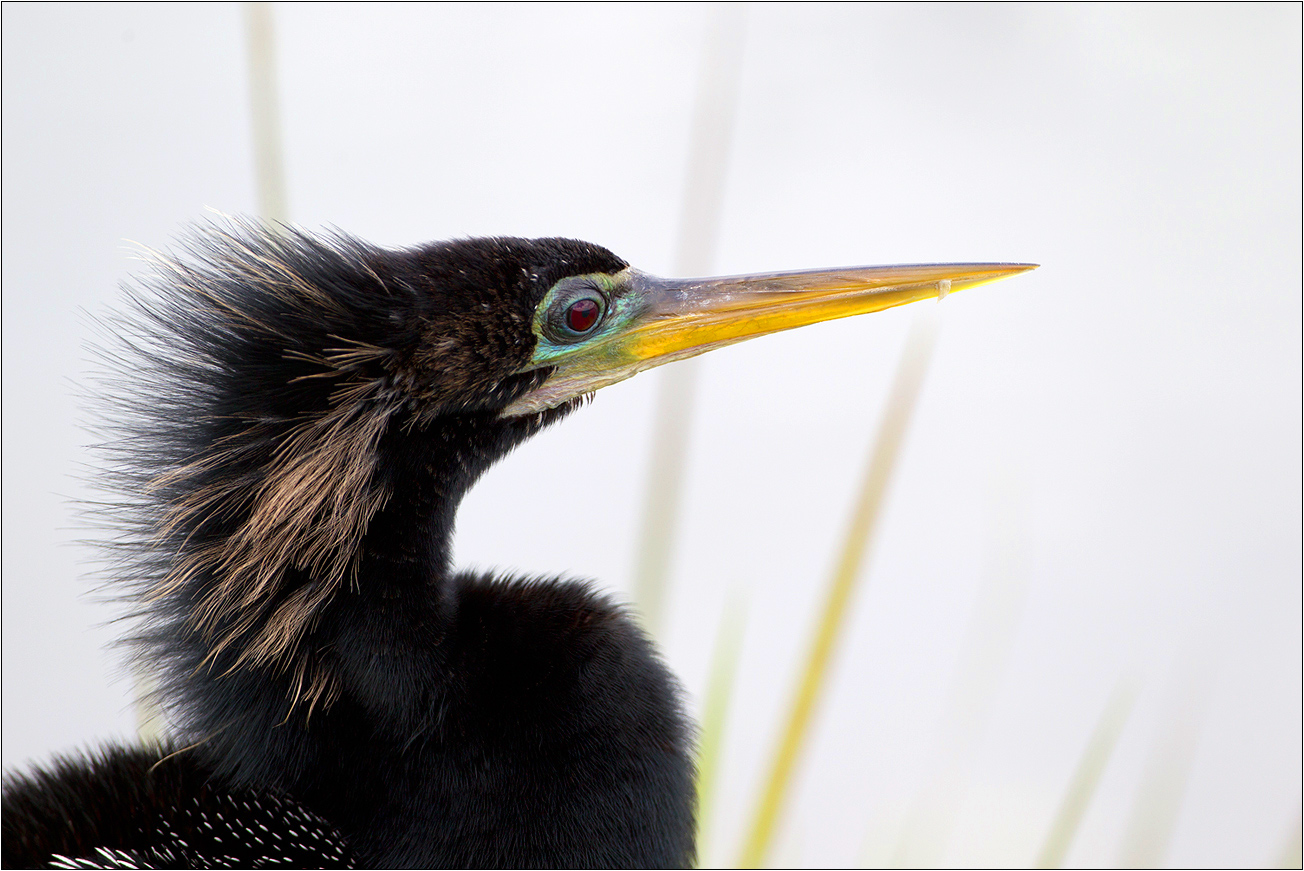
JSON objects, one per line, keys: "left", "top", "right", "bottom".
{"left": 94, "top": 221, "right": 416, "bottom": 714}
{"left": 94, "top": 222, "right": 600, "bottom": 722}
{"left": 171, "top": 399, "right": 393, "bottom": 665}
{"left": 34, "top": 223, "right": 701, "bottom": 868}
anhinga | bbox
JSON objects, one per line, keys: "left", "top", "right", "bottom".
{"left": 1, "top": 222, "right": 1033, "bottom": 868}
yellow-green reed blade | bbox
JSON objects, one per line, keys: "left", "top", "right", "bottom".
{"left": 888, "top": 472, "right": 1030, "bottom": 867}
{"left": 738, "top": 311, "right": 938, "bottom": 868}
{"left": 1274, "top": 807, "right": 1302, "bottom": 869}
{"left": 695, "top": 596, "right": 747, "bottom": 866}
{"left": 1116, "top": 655, "right": 1212, "bottom": 868}
{"left": 632, "top": 5, "right": 745, "bottom": 635}
{"left": 245, "top": 1, "right": 289, "bottom": 224}
{"left": 130, "top": 0, "right": 293, "bottom": 748}
{"left": 1035, "top": 680, "right": 1138, "bottom": 868}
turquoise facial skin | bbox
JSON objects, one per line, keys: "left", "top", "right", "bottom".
{"left": 505, "top": 268, "right": 665, "bottom": 416}
{"left": 527, "top": 271, "right": 642, "bottom": 368}
{"left": 503, "top": 262, "right": 1037, "bottom": 418}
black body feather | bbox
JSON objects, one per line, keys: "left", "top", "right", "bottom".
{"left": 3, "top": 223, "right": 696, "bottom": 868}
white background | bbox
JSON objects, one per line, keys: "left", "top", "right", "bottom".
{"left": 3, "top": 5, "right": 1299, "bottom": 867}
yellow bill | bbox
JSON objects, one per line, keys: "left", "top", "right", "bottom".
{"left": 505, "top": 261, "right": 1037, "bottom": 416}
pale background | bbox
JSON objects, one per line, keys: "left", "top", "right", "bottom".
{"left": 3, "top": 5, "right": 1300, "bottom": 868}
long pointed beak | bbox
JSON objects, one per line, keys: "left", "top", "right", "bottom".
{"left": 619, "top": 262, "right": 1034, "bottom": 361}
{"left": 504, "top": 261, "right": 1036, "bottom": 415}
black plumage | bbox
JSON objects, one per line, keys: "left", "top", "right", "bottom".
{"left": 2, "top": 221, "right": 1031, "bottom": 869}
{"left": 4, "top": 225, "right": 694, "bottom": 868}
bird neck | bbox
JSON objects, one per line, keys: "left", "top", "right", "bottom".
{"left": 161, "top": 405, "right": 577, "bottom": 772}
{"left": 357, "top": 406, "right": 570, "bottom": 589}
{"left": 356, "top": 434, "right": 460, "bottom": 588}
{"left": 269, "top": 407, "right": 574, "bottom": 734}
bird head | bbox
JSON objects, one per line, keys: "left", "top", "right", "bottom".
{"left": 351, "top": 234, "right": 1036, "bottom": 428}
{"left": 108, "top": 221, "right": 1032, "bottom": 705}
{"left": 244, "top": 230, "right": 1032, "bottom": 430}
{"left": 501, "top": 257, "right": 1036, "bottom": 417}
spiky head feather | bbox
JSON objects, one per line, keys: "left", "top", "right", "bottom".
{"left": 92, "top": 220, "right": 627, "bottom": 713}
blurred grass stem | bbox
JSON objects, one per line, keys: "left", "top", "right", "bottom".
{"left": 133, "top": 671, "right": 165, "bottom": 747}
{"left": 131, "top": 1, "right": 292, "bottom": 745}
{"left": 889, "top": 472, "right": 1030, "bottom": 866}
{"left": 245, "top": 1, "right": 289, "bottom": 224}
{"left": 1275, "top": 808, "right": 1302, "bottom": 869}
{"left": 694, "top": 596, "right": 747, "bottom": 865}
{"left": 632, "top": 4, "right": 745, "bottom": 635}
{"left": 1035, "top": 680, "right": 1137, "bottom": 868}
{"left": 739, "top": 310, "right": 939, "bottom": 867}
{"left": 1116, "top": 650, "right": 1213, "bottom": 867}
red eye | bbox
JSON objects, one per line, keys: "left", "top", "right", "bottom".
{"left": 565, "top": 298, "right": 601, "bottom": 333}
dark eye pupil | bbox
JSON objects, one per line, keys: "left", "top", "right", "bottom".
{"left": 565, "top": 298, "right": 600, "bottom": 333}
